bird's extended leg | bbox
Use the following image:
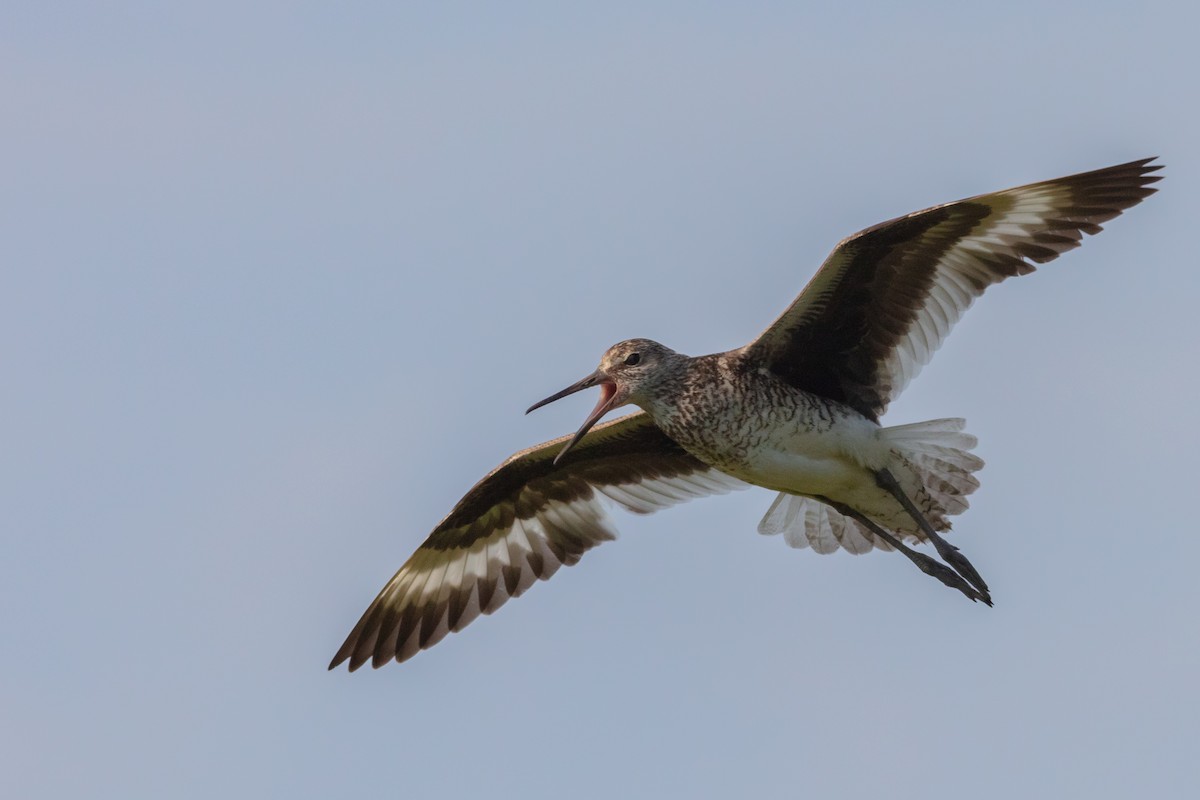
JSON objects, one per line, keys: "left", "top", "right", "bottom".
{"left": 873, "top": 467, "right": 992, "bottom": 604}
{"left": 828, "top": 502, "right": 991, "bottom": 606}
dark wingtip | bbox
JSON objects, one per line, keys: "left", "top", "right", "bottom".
{"left": 1136, "top": 155, "right": 1164, "bottom": 177}
{"left": 1124, "top": 156, "right": 1160, "bottom": 170}
{"left": 328, "top": 639, "right": 359, "bottom": 672}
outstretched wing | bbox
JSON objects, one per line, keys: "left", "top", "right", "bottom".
{"left": 743, "top": 158, "right": 1162, "bottom": 420}
{"left": 329, "top": 412, "right": 744, "bottom": 670}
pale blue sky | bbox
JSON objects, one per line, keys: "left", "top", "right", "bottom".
{"left": 4, "top": 3, "right": 1198, "bottom": 798}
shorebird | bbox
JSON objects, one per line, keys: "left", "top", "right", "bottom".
{"left": 330, "top": 157, "right": 1160, "bottom": 671}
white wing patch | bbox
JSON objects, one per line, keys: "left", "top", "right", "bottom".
{"left": 598, "top": 470, "right": 747, "bottom": 513}
{"left": 879, "top": 185, "right": 1067, "bottom": 402}
{"left": 352, "top": 467, "right": 748, "bottom": 668}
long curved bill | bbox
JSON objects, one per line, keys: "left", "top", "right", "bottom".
{"left": 526, "top": 370, "right": 619, "bottom": 464}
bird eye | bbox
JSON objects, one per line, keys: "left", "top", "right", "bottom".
{"left": 624, "top": 352, "right": 641, "bottom": 366}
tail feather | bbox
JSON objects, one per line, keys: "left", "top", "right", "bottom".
{"left": 757, "top": 417, "right": 983, "bottom": 555}
{"left": 884, "top": 418, "right": 979, "bottom": 453}
{"left": 890, "top": 418, "right": 984, "bottom": 527}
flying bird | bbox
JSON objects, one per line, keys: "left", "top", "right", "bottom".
{"left": 330, "top": 157, "right": 1161, "bottom": 671}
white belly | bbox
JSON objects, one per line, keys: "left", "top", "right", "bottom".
{"left": 726, "top": 414, "right": 891, "bottom": 499}
{"left": 738, "top": 448, "right": 870, "bottom": 497}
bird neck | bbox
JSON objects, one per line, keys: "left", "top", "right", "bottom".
{"left": 631, "top": 352, "right": 739, "bottom": 428}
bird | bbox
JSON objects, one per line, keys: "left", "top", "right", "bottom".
{"left": 329, "top": 157, "right": 1161, "bottom": 671}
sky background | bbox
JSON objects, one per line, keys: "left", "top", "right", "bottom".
{"left": 4, "top": 3, "right": 1198, "bottom": 798}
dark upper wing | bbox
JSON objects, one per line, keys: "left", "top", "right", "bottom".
{"left": 329, "top": 412, "right": 744, "bottom": 671}
{"left": 742, "top": 158, "right": 1162, "bottom": 420}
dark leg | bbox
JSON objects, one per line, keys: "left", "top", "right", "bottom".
{"left": 830, "top": 502, "right": 992, "bottom": 606}
{"left": 874, "top": 467, "right": 992, "bottom": 603}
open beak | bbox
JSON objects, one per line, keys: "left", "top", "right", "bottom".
{"left": 526, "top": 370, "right": 620, "bottom": 464}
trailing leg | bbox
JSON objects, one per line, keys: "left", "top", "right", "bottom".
{"left": 829, "top": 502, "right": 992, "bottom": 606}
{"left": 875, "top": 467, "right": 992, "bottom": 604}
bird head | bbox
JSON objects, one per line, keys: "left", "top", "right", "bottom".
{"left": 527, "top": 338, "right": 677, "bottom": 463}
